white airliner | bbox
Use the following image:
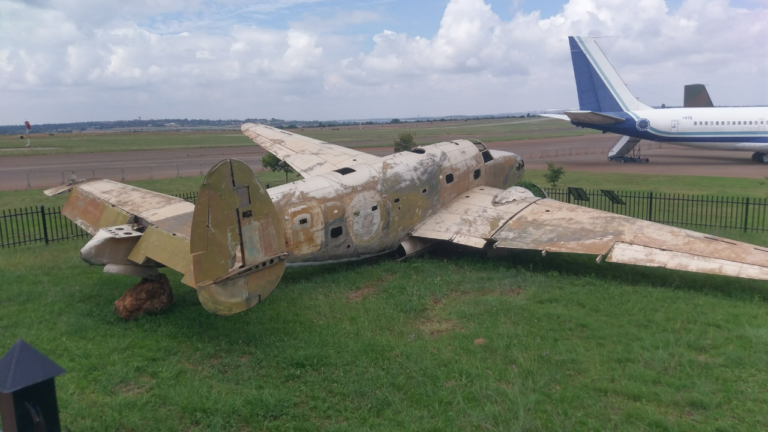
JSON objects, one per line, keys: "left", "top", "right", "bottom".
{"left": 544, "top": 36, "right": 768, "bottom": 163}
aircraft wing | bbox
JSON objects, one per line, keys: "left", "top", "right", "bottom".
{"left": 412, "top": 186, "right": 768, "bottom": 281}
{"left": 241, "top": 123, "right": 380, "bottom": 178}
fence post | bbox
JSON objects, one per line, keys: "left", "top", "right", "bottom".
{"left": 744, "top": 197, "right": 750, "bottom": 232}
{"left": 26, "top": 172, "right": 31, "bottom": 189}
{"left": 648, "top": 191, "right": 653, "bottom": 221}
{"left": 40, "top": 205, "right": 49, "bottom": 245}
{"left": 176, "top": 165, "right": 180, "bottom": 178}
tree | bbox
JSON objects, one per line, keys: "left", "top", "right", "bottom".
{"left": 390, "top": 118, "right": 401, "bottom": 124}
{"left": 393, "top": 130, "right": 416, "bottom": 153}
{"left": 261, "top": 152, "right": 294, "bottom": 182}
{"left": 543, "top": 161, "right": 565, "bottom": 188}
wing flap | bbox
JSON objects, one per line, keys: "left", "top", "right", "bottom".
{"left": 241, "top": 123, "right": 380, "bottom": 177}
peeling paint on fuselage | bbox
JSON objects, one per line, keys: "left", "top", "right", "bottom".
{"left": 267, "top": 139, "right": 524, "bottom": 265}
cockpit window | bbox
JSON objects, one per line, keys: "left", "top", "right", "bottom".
{"left": 481, "top": 150, "right": 494, "bottom": 163}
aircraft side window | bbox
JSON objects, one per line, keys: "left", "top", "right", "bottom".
{"left": 473, "top": 168, "right": 481, "bottom": 180}
{"left": 716, "top": 121, "right": 719, "bottom": 125}
{"left": 445, "top": 173, "right": 454, "bottom": 184}
{"left": 694, "top": 121, "right": 697, "bottom": 125}
{"left": 705, "top": 121, "right": 708, "bottom": 125}
{"left": 330, "top": 226, "right": 343, "bottom": 238}
{"left": 750, "top": 121, "right": 753, "bottom": 125}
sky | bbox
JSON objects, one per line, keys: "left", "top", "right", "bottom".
{"left": 1, "top": 0, "right": 767, "bottom": 124}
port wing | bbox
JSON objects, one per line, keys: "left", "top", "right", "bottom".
{"left": 412, "top": 186, "right": 768, "bottom": 281}
{"left": 241, "top": 123, "right": 380, "bottom": 178}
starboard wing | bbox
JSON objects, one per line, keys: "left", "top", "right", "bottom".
{"left": 411, "top": 186, "right": 768, "bottom": 281}
{"left": 241, "top": 123, "right": 380, "bottom": 178}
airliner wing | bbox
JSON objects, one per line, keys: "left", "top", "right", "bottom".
{"left": 412, "top": 186, "right": 768, "bottom": 281}
{"left": 242, "top": 123, "right": 380, "bottom": 178}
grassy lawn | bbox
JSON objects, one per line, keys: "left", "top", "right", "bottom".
{"left": 2, "top": 241, "right": 768, "bottom": 430}
{"left": 0, "top": 119, "right": 598, "bottom": 157}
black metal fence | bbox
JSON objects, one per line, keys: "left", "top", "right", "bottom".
{"left": 2, "top": 185, "right": 767, "bottom": 249}
{"left": 545, "top": 188, "right": 767, "bottom": 233}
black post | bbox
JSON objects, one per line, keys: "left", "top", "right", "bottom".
{"left": 744, "top": 197, "right": 750, "bottom": 233}
{"left": 648, "top": 191, "right": 654, "bottom": 221}
{"left": 0, "top": 339, "right": 66, "bottom": 432}
{"left": 40, "top": 205, "right": 49, "bottom": 245}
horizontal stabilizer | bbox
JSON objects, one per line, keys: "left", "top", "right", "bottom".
{"left": 540, "top": 114, "right": 570, "bottom": 121}
{"left": 563, "top": 111, "right": 625, "bottom": 125}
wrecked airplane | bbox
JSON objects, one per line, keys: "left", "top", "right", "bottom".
{"left": 46, "top": 124, "right": 768, "bottom": 316}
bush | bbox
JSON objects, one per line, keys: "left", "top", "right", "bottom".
{"left": 543, "top": 161, "right": 565, "bottom": 188}
{"left": 515, "top": 180, "right": 547, "bottom": 198}
{"left": 393, "top": 130, "right": 416, "bottom": 153}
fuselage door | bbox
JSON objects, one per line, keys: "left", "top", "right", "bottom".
{"left": 671, "top": 120, "right": 679, "bottom": 133}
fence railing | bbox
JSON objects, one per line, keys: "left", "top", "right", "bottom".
{"left": 1, "top": 185, "right": 764, "bottom": 249}
{"left": 544, "top": 188, "right": 767, "bottom": 233}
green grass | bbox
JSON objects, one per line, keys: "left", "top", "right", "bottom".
{"left": 525, "top": 169, "right": 768, "bottom": 198}
{"left": 2, "top": 242, "right": 768, "bottom": 430}
{"left": 0, "top": 132, "right": 253, "bottom": 157}
{"left": 1, "top": 119, "right": 597, "bottom": 157}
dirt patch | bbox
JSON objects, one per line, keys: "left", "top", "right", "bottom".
{"left": 419, "top": 318, "right": 461, "bottom": 337}
{"left": 114, "top": 376, "right": 153, "bottom": 396}
{"left": 346, "top": 275, "right": 392, "bottom": 302}
{"left": 347, "top": 287, "right": 376, "bottom": 302}
{"left": 474, "top": 338, "right": 487, "bottom": 346}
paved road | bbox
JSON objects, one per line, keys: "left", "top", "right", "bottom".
{"left": 2, "top": 134, "right": 766, "bottom": 190}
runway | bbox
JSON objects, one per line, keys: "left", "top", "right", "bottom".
{"left": 1, "top": 134, "right": 766, "bottom": 190}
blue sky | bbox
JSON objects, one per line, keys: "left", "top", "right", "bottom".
{"left": 1, "top": 0, "right": 766, "bottom": 123}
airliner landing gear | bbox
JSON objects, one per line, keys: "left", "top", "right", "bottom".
{"left": 751, "top": 152, "right": 768, "bottom": 163}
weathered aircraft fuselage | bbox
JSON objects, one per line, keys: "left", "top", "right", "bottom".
{"left": 267, "top": 139, "right": 524, "bottom": 265}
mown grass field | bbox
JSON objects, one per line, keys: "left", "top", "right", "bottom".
{"left": 2, "top": 240, "right": 768, "bottom": 431}
{"left": 0, "top": 118, "right": 598, "bottom": 157}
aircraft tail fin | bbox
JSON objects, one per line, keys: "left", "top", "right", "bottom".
{"left": 568, "top": 36, "right": 652, "bottom": 113}
{"left": 684, "top": 84, "right": 714, "bottom": 108}
{"left": 190, "top": 159, "right": 288, "bottom": 316}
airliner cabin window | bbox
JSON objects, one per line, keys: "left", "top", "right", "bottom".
{"left": 694, "top": 121, "right": 697, "bottom": 125}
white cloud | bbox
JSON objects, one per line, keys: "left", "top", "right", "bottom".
{"left": 0, "top": 0, "right": 766, "bottom": 123}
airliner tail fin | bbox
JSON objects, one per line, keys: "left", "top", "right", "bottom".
{"left": 569, "top": 36, "right": 652, "bottom": 113}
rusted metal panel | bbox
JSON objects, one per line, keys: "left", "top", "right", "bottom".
{"left": 61, "top": 188, "right": 132, "bottom": 235}
{"left": 128, "top": 226, "right": 192, "bottom": 278}
{"left": 412, "top": 186, "right": 534, "bottom": 241}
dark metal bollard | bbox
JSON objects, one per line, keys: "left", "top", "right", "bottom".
{"left": 0, "top": 339, "right": 66, "bottom": 432}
